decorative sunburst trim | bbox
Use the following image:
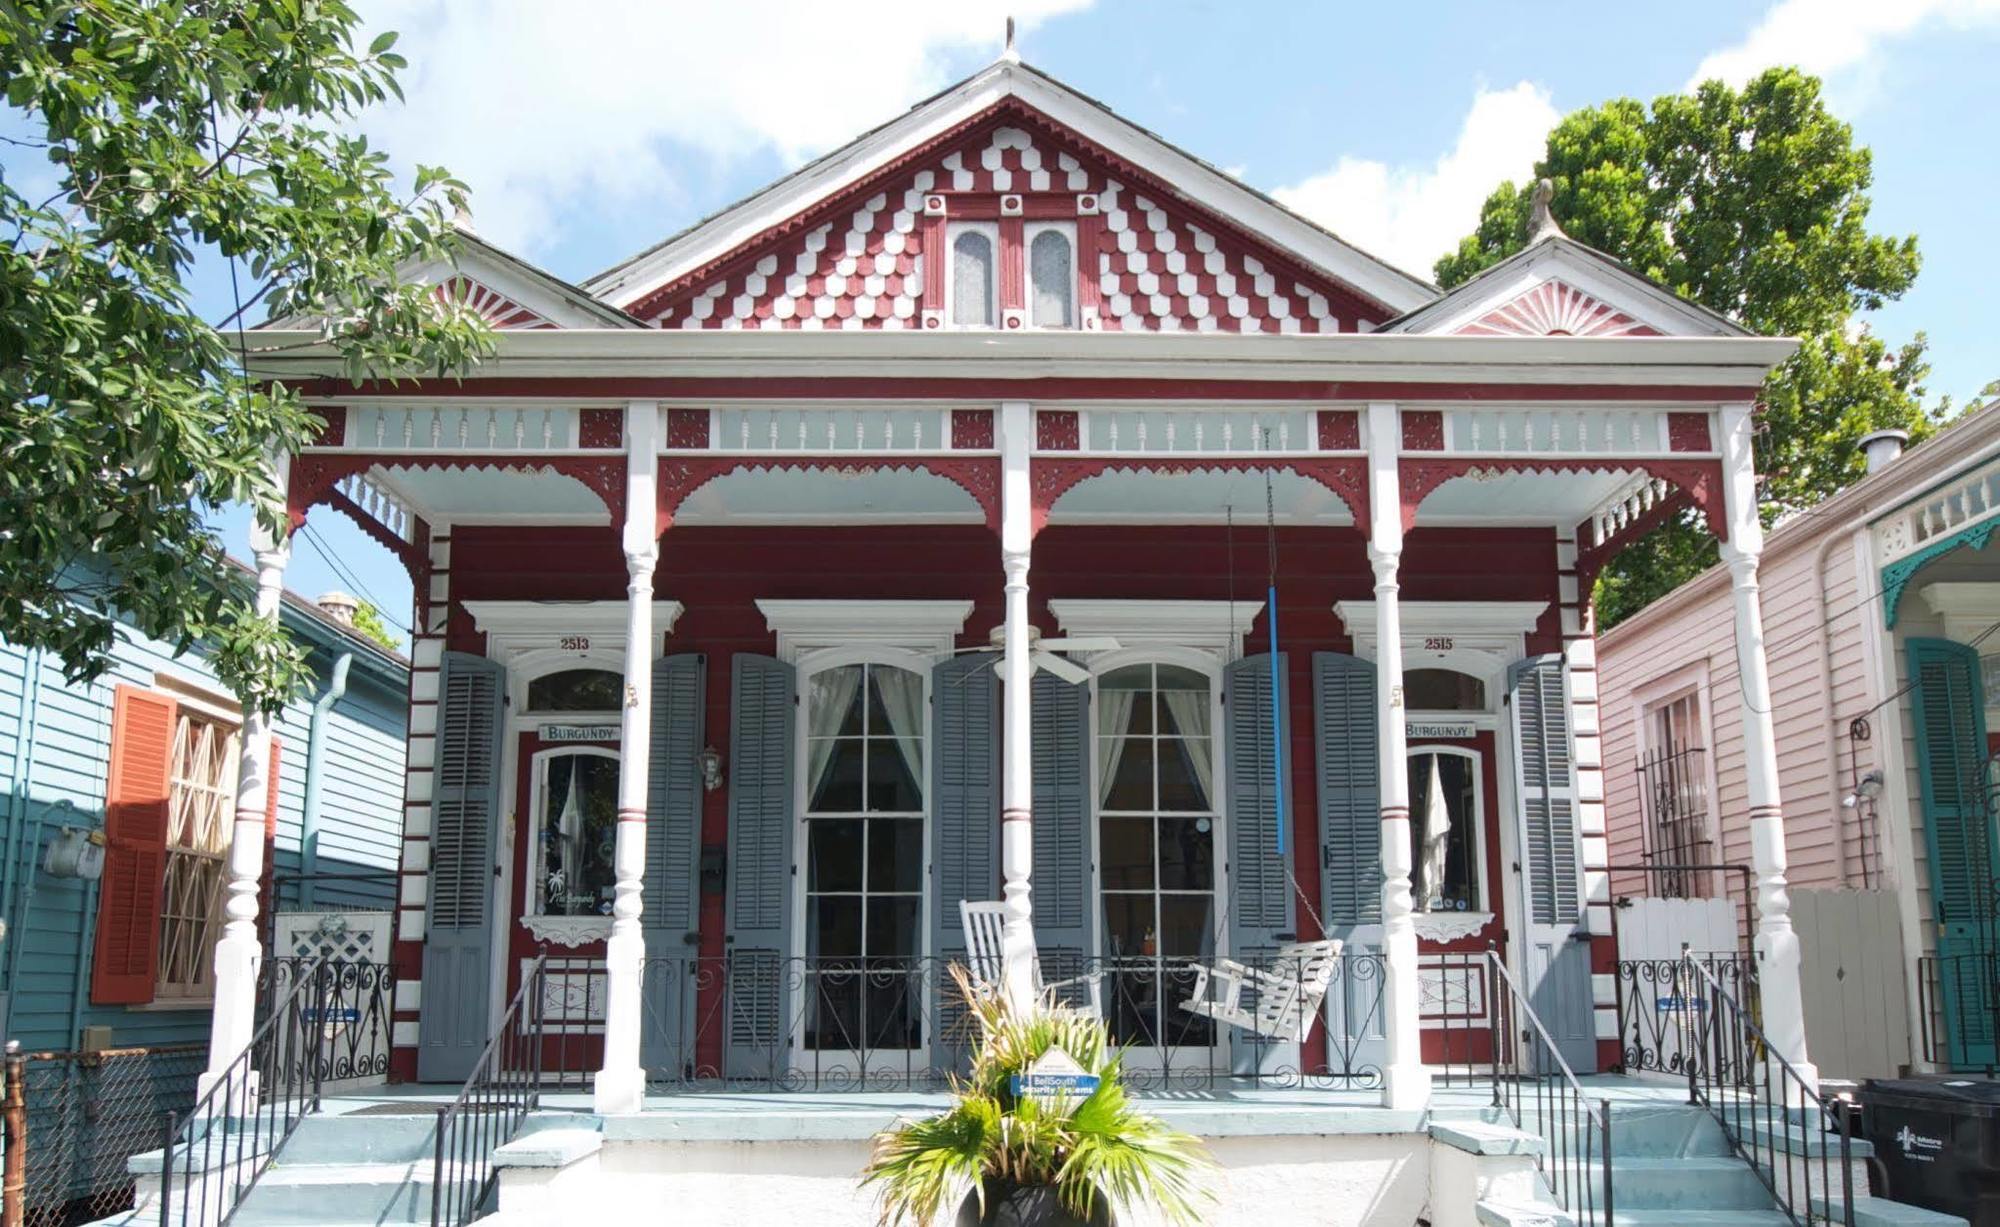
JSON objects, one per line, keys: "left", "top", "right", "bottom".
{"left": 434, "top": 275, "right": 560, "bottom": 329}
{"left": 1457, "top": 280, "right": 1659, "bottom": 338}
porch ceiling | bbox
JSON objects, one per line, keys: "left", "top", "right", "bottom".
{"left": 674, "top": 465, "right": 984, "bottom": 525}
{"left": 1414, "top": 469, "right": 1640, "bottom": 527}
{"left": 1048, "top": 469, "right": 1354, "bottom": 526}
{"left": 375, "top": 464, "right": 610, "bottom": 524}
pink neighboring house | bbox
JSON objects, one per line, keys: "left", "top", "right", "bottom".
{"left": 1599, "top": 399, "right": 2000, "bottom": 1078}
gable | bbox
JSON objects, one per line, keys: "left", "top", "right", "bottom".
{"left": 1455, "top": 280, "right": 1660, "bottom": 338}
{"left": 639, "top": 107, "right": 1388, "bottom": 334}
{"left": 434, "top": 275, "right": 559, "bottom": 330}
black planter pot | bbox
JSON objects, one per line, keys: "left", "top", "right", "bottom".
{"left": 955, "top": 1182, "right": 1115, "bottom": 1227}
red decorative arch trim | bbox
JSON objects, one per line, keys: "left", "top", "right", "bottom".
{"left": 655, "top": 455, "right": 1002, "bottom": 537}
{"left": 1030, "top": 456, "right": 1369, "bottom": 538}
{"left": 288, "top": 452, "right": 627, "bottom": 539}
{"left": 1397, "top": 457, "right": 1725, "bottom": 540}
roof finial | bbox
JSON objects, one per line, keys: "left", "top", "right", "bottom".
{"left": 451, "top": 201, "right": 475, "bottom": 235}
{"left": 1526, "top": 177, "right": 1565, "bottom": 244}
{"left": 1002, "top": 15, "right": 1020, "bottom": 62}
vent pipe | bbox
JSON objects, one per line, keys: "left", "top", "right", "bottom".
{"left": 1858, "top": 429, "right": 1909, "bottom": 474}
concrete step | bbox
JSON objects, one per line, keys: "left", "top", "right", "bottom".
{"left": 1590, "top": 1157, "right": 1775, "bottom": 1211}
{"left": 278, "top": 1111, "right": 440, "bottom": 1165}
{"left": 1609, "top": 1211, "right": 1793, "bottom": 1227}
{"left": 228, "top": 1162, "right": 435, "bottom": 1227}
{"left": 1431, "top": 1119, "right": 1546, "bottom": 1157}
{"left": 1507, "top": 1103, "right": 1734, "bottom": 1159}
{"left": 1475, "top": 1198, "right": 1577, "bottom": 1227}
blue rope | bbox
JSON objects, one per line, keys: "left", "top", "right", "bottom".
{"left": 1266, "top": 582, "right": 1285, "bottom": 857}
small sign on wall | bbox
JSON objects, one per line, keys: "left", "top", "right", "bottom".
{"left": 542, "top": 724, "right": 619, "bottom": 744}
{"left": 1406, "top": 721, "right": 1476, "bottom": 740}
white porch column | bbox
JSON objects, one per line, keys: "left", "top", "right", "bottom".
{"left": 206, "top": 470, "right": 292, "bottom": 1093}
{"left": 596, "top": 402, "right": 660, "bottom": 1115}
{"left": 997, "top": 401, "right": 1038, "bottom": 1011}
{"left": 1367, "top": 402, "right": 1429, "bottom": 1110}
{"left": 1718, "top": 402, "right": 1817, "bottom": 1088}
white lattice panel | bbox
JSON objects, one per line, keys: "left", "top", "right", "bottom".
{"left": 276, "top": 911, "right": 393, "bottom": 965}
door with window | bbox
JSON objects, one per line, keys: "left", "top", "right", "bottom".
{"left": 1095, "top": 661, "right": 1222, "bottom": 1055}
{"left": 797, "top": 658, "right": 929, "bottom": 1066}
{"left": 509, "top": 739, "right": 619, "bottom": 1070}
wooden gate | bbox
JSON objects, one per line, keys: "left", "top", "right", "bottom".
{"left": 1793, "top": 888, "right": 1910, "bottom": 1079}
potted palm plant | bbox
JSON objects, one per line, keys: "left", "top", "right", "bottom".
{"left": 862, "top": 967, "right": 1211, "bottom": 1227}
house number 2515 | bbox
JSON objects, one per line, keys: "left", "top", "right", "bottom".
{"left": 1423, "top": 636, "right": 1454, "bottom": 651}
{"left": 560, "top": 636, "right": 591, "bottom": 651}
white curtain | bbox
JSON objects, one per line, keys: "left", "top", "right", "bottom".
{"left": 807, "top": 664, "right": 863, "bottom": 806}
{"left": 1096, "top": 689, "right": 1138, "bottom": 807}
{"left": 1419, "top": 755, "right": 1452, "bottom": 912}
{"left": 1159, "top": 688, "right": 1214, "bottom": 809}
{"left": 874, "top": 665, "right": 925, "bottom": 802}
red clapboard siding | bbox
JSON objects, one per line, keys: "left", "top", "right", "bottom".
{"left": 92, "top": 686, "right": 178, "bottom": 1005}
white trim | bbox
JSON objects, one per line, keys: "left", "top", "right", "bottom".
{"left": 1385, "top": 240, "right": 1744, "bottom": 339}
{"left": 1412, "top": 912, "right": 1495, "bottom": 942}
{"left": 521, "top": 744, "right": 622, "bottom": 926}
{"left": 756, "top": 599, "right": 973, "bottom": 664}
{"left": 151, "top": 672, "right": 244, "bottom": 727}
{"left": 521, "top": 915, "right": 614, "bottom": 947}
{"left": 581, "top": 60, "right": 1434, "bottom": 314}
{"left": 1337, "top": 600, "right": 1546, "bottom": 691}
{"left": 1405, "top": 743, "right": 1493, "bottom": 919}
{"left": 1048, "top": 599, "right": 1264, "bottom": 662}
{"left": 463, "top": 599, "right": 684, "bottom": 667}
{"left": 1918, "top": 582, "right": 2000, "bottom": 644}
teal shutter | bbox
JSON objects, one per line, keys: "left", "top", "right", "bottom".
{"left": 1224, "top": 654, "right": 1290, "bottom": 959}
{"left": 1508, "top": 655, "right": 1595, "bottom": 1072}
{"left": 724, "top": 653, "right": 795, "bottom": 1079}
{"left": 1031, "top": 670, "right": 1093, "bottom": 1002}
{"left": 642, "top": 653, "right": 706, "bottom": 1079}
{"left": 1908, "top": 638, "right": 1996, "bottom": 1068}
{"left": 931, "top": 655, "right": 998, "bottom": 1071}
{"left": 1313, "top": 650, "right": 1384, "bottom": 1079}
{"left": 419, "top": 651, "right": 506, "bottom": 1083}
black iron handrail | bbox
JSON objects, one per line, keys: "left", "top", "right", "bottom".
{"left": 1480, "top": 947, "right": 1615, "bottom": 1226}
{"left": 430, "top": 952, "right": 548, "bottom": 1227}
{"left": 157, "top": 958, "right": 332, "bottom": 1227}
{"left": 1683, "top": 951, "right": 1856, "bottom": 1226}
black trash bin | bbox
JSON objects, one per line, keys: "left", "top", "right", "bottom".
{"left": 1860, "top": 1076, "right": 2000, "bottom": 1225}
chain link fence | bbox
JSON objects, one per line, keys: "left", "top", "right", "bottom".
{"left": 8, "top": 1045, "right": 204, "bottom": 1226}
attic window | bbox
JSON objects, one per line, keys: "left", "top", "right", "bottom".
{"left": 949, "top": 224, "right": 998, "bottom": 327}
{"left": 1028, "top": 224, "right": 1075, "bottom": 328}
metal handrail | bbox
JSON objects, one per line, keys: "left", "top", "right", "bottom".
{"left": 1481, "top": 948, "right": 1615, "bottom": 1226}
{"left": 158, "top": 959, "right": 332, "bottom": 1227}
{"left": 430, "top": 952, "right": 548, "bottom": 1227}
{"left": 1683, "top": 951, "right": 1856, "bottom": 1226}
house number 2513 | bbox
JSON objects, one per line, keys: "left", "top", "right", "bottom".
{"left": 559, "top": 636, "right": 591, "bottom": 651}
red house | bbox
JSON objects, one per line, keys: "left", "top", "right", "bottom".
{"left": 224, "top": 55, "right": 1814, "bottom": 1164}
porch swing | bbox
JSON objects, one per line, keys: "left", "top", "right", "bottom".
{"left": 1176, "top": 469, "right": 1343, "bottom": 1042}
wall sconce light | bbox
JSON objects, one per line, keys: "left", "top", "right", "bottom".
{"left": 1842, "top": 769, "right": 1885, "bottom": 809}
{"left": 697, "top": 747, "right": 725, "bottom": 792}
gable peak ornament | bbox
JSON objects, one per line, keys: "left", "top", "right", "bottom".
{"left": 1002, "top": 16, "right": 1020, "bottom": 63}
{"left": 1526, "top": 178, "right": 1566, "bottom": 245}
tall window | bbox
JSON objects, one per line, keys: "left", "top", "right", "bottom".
{"left": 1029, "top": 226, "right": 1075, "bottom": 328}
{"left": 1097, "top": 662, "right": 1217, "bottom": 1047}
{"left": 535, "top": 751, "right": 620, "bottom": 916}
{"left": 949, "top": 228, "right": 996, "bottom": 327}
{"left": 157, "top": 710, "right": 240, "bottom": 1000}
{"left": 1407, "top": 751, "right": 1480, "bottom": 913}
{"left": 1638, "top": 690, "right": 1712, "bottom": 897}
{"left": 803, "top": 661, "right": 926, "bottom": 1051}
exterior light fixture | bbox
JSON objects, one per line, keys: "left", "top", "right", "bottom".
{"left": 697, "top": 747, "right": 725, "bottom": 792}
{"left": 1842, "top": 769, "right": 1885, "bottom": 809}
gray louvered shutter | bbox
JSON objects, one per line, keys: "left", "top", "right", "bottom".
{"left": 643, "top": 653, "right": 706, "bottom": 1079}
{"left": 724, "top": 653, "right": 795, "bottom": 1079}
{"left": 1315, "top": 652, "right": 1380, "bottom": 926}
{"left": 1508, "top": 654, "right": 1595, "bottom": 1071}
{"left": 419, "top": 651, "right": 505, "bottom": 1082}
{"left": 1031, "top": 670, "right": 1093, "bottom": 1003}
{"left": 1225, "top": 654, "right": 1291, "bottom": 960}
{"left": 931, "top": 655, "right": 997, "bottom": 1072}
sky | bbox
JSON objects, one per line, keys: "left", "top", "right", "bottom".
{"left": 209, "top": 0, "right": 2000, "bottom": 648}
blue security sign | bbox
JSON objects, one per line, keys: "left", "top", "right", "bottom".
{"left": 1010, "top": 1048, "right": 1100, "bottom": 1113}
{"left": 303, "top": 1007, "right": 362, "bottom": 1024}
{"left": 1655, "top": 997, "right": 1707, "bottom": 1013}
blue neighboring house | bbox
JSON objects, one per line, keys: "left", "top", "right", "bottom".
{"left": 0, "top": 577, "right": 409, "bottom": 1218}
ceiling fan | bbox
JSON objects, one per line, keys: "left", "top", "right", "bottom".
{"left": 956, "top": 625, "right": 1120, "bottom": 685}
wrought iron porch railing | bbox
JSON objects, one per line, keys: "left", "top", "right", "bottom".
{"left": 1613, "top": 951, "right": 1760, "bottom": 1077}
{"left": 1433, "top": 948, "right": 1613, "bottom": 1227}
{"left": 1918, "top": 951, "right": 2000, "bottom": 1072}
{"left": 1681, "top": 952, "right": 1857, "bottom": 1227}
{"left": 519, "top": 951, "right": 1390, "bottom": 1093}
{"left": 155, "top": 957, "right": 393, "bottom": 1227}
{"left": 431, "top": 953, "right": 549, "bottom": 1227}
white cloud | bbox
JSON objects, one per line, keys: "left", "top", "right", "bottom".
{"left": 1273, "top": 83, "right": 1559, "bottom": 282}
{"left": 1690, "top": 0, "right": 2000, "bottom": 91}
{"left": 359, "top": 0, "right": 1090, "bottom": 252}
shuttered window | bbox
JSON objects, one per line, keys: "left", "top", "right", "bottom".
{"left": 155, "top": 708, "right": 244, "bottom": 1000}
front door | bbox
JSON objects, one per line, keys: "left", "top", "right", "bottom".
{"left": 1508, "top": 656, "right": 1596, "bottom": 1073}
{"left": 1908, "top": 637, "right": 2000, "bottom": 1069}
{"left": 1407, "top": 737, "right": 1507, "bottom": 1068}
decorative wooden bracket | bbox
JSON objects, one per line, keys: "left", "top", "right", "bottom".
{"left": 1397, "top": 457, "right": 1726, "bottom": 541}
{"left": 1028, "top": 456, "right": 1370, "bottom": 538}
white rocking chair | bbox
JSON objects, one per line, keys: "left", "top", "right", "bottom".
{"left": 1179, "top": 938, "right": 1344, "bottom": 1042}
{"left": 958, "top": 900, "right": 1105, "bottom": 1017}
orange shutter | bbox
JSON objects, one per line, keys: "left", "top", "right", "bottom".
{"left": 91, "top": 686, "right": 177, "bottom": 1005}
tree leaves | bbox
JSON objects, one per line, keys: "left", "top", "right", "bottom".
{"left": 1435, "top": 67, "right": 1942, "bottom": 627}
{"left": 0, "top": 0, "right": 492, "bottom": 711}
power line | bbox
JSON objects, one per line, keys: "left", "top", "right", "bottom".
{"left": 296, "top": 522, "right": 410, "bottom": 634}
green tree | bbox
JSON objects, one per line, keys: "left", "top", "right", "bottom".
{"left": 349, "top": 600, "right": 402, "bottom": 654}
{"left": 0, "top": 2, "right": 490, "bottom": 711}
{"left": 1437, "top": 68, "right": 1943, "bottom": 626}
